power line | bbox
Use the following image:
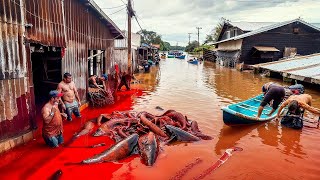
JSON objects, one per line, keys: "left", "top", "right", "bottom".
{"left": 108, "top": 7, "right": 127, "bottom": 16}
{"left": 101, "top": 4, "right": 125, "bottom": 9}
{"left": 120, "top": 0, "right": 127, "bottom": 5}
{"left": 134, "top": 16, "right": 144, "bottom": 32}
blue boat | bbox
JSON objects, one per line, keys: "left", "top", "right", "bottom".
{"left": 222, "top": 94, "right": 278, "bottom": 126}
{"left": 188, "top": 59, "right": 198, "bottom": 65}
{"left": 176, "top": 55, "right": 186, "bottom": 59}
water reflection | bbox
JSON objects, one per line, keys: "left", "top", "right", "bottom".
{"left": 278, "top": 126, "right": 305, "bottom": 158}
{"left": 128, "top": 59, "right": 319, "bottom": 179}
{"left": 215, "top": 124, "right": 261, "bottom": 154}
{"left": 133, "top": 65, "right": 161, "bottom": 92}
{"left": 257, "top": 121, "right": 280, "bottom": 147}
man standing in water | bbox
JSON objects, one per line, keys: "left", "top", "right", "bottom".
{"left": 57, "top": 72, "right": 82, "bottom": 121}
{"left": 42, "top": 90, "right": 66, "bottom": 148}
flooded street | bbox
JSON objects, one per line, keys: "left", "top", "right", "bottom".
{"left": 114, "top": 58, "right": 320, "bottom": 179}
{"left": 1, "top": 58, "right": 319, "bottom": 180}
{"left": 1, "top": 0, "right": 320, "bottom": 179}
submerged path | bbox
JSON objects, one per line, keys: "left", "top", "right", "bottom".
{"left": 0, "top": 58, "right": 319, "bottom": 179}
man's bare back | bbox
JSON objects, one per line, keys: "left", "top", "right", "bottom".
{"left": 286, "top": 94, "right": 312, "bottom": 105}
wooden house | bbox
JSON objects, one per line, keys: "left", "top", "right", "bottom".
{"left": 211, "top": 19, "right": 320, "bottom": 69}
{"left": 0, "top": 0, "right": 124, "bottom": 152}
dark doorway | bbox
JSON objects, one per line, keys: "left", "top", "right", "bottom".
{"left": 31, "top": 44, "right": 62, "bottom": 107}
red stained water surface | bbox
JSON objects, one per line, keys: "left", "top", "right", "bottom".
{"left": 1, "top": 59, "right": 320, "bottom": 179}
{"left": 0, "top": 89, "right": 143, "bottom": 180}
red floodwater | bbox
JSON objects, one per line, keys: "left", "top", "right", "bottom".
{"left": 1, "top": 59, "right": 320, "bottom": 179}
{"left": 0, "top": 90, "right": 143, "bottom": 180}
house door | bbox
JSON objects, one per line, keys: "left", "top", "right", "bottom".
{"left": 31, "top": 44, "right": 62, "bottom": 107}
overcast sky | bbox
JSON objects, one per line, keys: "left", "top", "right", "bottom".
{"left": 95, "top": 0, "right": 320, "bottom": 46}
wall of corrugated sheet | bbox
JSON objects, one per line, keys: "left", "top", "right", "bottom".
{"left": 0, "top": 0, "right": 121, "bottom": 141}
{"left": 0, "top": 0, "right": 32, "bottom": 140}
{"left": 61, "top": 0, "right": 115, "bottom": 101}
{"left": 114, "top": 49, "right": 128, "bottom": 71}
{"left": 24, "top": 0, "right": 66, "bottom": 47}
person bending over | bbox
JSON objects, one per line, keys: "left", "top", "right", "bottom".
{"left": 256, "top": 82, "right": 285, "bottom": 118}
{"left": 277, "top": 94, "right": 320, "bottom": 118}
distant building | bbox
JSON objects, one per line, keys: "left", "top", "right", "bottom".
{"left": 114, "top": 31, "right": 141, "bottom": 72}
{"left": 210, "top": 19, "right": 320, "bottom": 69}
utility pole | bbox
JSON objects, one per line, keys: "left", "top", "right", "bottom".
{"left": 196, "top": 27, "right": 202, "bottom": 48}
{"left": 188, "top": 33, "right": 192, "bottom": 44}
{"left": 127, "top": 0, "right": 134, "bottom": 73}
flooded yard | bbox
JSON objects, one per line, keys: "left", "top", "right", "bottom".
{"left": 1, "top": 58, "right": 319, "bottom": 179}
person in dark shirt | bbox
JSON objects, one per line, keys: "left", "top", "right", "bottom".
{"left": 256, "top": 82, "right": 285, "bottom": 118}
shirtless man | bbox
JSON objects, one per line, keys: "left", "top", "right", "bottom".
{"left": 42, "top": 90, "right": 66, "bottom": 148}
{"left": 277, "top": 94, "right": 320, "bottom": 118}
{"left": 57, "top": 72, "right": 81, "bottom": 121}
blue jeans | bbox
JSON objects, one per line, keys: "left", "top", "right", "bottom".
{"left": 65, "top": 100, "right": 81, "bottom": 121}
{"left": 43, "top": 133, "right": 64, "bottom": 147}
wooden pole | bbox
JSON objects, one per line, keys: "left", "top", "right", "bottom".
{"left": 188, "top": 33, "right": 192, "bottom": 45}
{"left": 196, "top": 27, "right": 202, "bottom": 57}
{"left": 127, "top": 0, "right": 133, "bottom": 73}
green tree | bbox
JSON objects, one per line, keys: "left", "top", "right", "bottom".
{"left": 185, "top": 40, "right": 198, "bottom": 52}
{"left": 212, "top": 17, "right": 228, "bottom": 41}
{"left": 137, "top": 29, "right": 162, "bottom": 44}
{"left": 204, "top": 34, "right": 214, "bottom": 44}
{"left": 160, "top": 41, "right": 170, "bottom": 51}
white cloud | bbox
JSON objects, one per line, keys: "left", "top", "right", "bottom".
{"left": 95, "top": 0, "right": 320, "bottom": 46}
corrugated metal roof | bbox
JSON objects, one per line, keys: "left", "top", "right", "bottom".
{"left": 228, "top": 22, "right": 320, "bottom": 32}
{"left": 229, "top": 22, "right": 275, "bottom": 31}
{"left": 211, "top": 19, "right": 320, "bottom": 45}
{"left": 84, "top": 0, "right": 124, "bottom": 39}
{"left": 253, "top": 53, "right": 320, "bottom": 84}
{"left": 253, "top": 46, "right": 279, "bottom": 52}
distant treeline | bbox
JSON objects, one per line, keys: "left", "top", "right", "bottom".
{"left": 137, "top": 29, "right": 185, "bottom": 51}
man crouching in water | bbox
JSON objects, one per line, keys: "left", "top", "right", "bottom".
{"left": 57, "top": 72, "right": 82, "bottom": 121}
{"left": 42, "top": 90, "right": 66, "bottom": 148}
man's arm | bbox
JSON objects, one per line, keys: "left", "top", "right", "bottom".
{"left": 57, "top": 83, "right": 62, "bottom": 93}
{"left": 73, "top": 82, "right": 81, "bottom": 106}
{"left": 91, "top": 77, "right": 102, "bottom": 89}
{"left": 42, "top": 106, "right": 55, "bottom": 124}
{"left": 299, "top": 102, "right": 320, "bottom": 116}
{"left": 56, "top": 83, "right": 66, "bottom": 110}
{"left": 277, "top": 100, "right": 290, "bottom": 118}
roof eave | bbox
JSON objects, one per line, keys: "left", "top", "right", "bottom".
{"left": 84, "top": 0, "right": 125, "bottom": 39}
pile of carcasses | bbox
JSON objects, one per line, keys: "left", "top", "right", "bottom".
{"left": 71, "top": 110, "right": 212, "bottom": 166}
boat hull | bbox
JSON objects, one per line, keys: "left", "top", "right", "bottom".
{"left": 176, "top": 55, "right": 186, "bottom": 59}
{"left": 188, "top": 60, "right": 198, "bottom": 65}
{"left": 222, "top": 94, "right": 277, "bottom": 126}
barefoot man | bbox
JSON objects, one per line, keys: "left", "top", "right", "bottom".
{"left": 57, "top": 72, "right": 82, "bottom": 121}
